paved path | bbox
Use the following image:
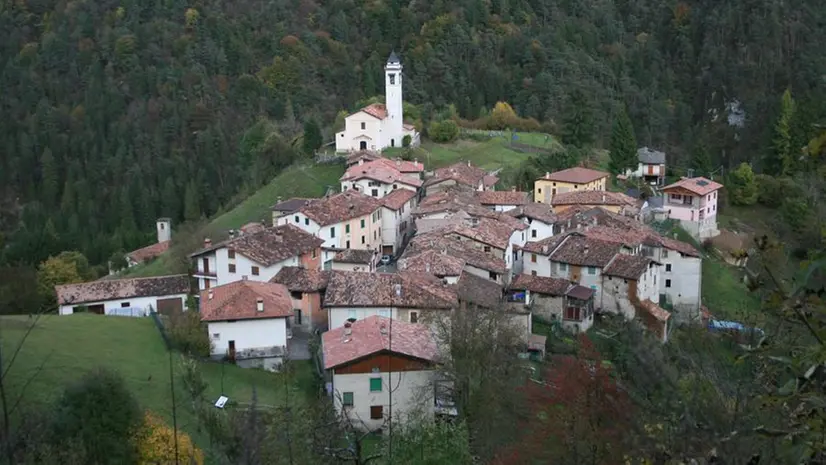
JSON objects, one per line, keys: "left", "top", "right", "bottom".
{"left": 288, "top": 329, "right": 311, "bottom": 360}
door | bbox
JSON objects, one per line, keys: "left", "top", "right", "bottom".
{"left": 294, "top": 309, "right": 302, "bottom": 326}
{"left": 228, "top": 341, "right": 236, "bottom": 360}
{"left": 382, "top": 245, "right": 393, "bottom": 255}
{"left": 360, "top": 141, "right": 367, "bottom": 150}
{"left": 203, "top": 257, "right": 210, "bottom": 274}
{"left": 156, "top": 297, "right": 184, "bottom": 316}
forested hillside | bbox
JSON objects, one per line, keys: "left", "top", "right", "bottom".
{"left": 2, "top": 0, "right": 825, "bottom": 276}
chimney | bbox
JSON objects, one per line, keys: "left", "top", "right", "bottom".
{"left": 380, "top": 323, "right": 387, "bottom": 334}
{"left": 349, "top": 204, "right": 355, "bottom": 210}
{"left": 414, "top": 158, "right": 418, "bottom": 167}
{"left": 602, "top": 194, "right": 606, "bottom": 203}
{"left": 204, "top": 238, "right": 212, "bottom": 248}
{"left": 584, "top": 244, "right": 590, "bottom": 254}
{"left": 545, "top": 172, "right": 550, "bottom": 179}
{"left": 256, "top": 297, "right": 264, "bottom": 312}
{"left": 467, "top": 160, "right": 471, "bottom": 167}
{"left": 242, "top": 275, "right": 248, "bottom": 281}
{"left": 208, "top": 290, "right": 214, "bottom": 300}
{"left": 542, "top": 245, "right": 549, "bottom": 254}
{"left": 275, "top": 228, "right": 283, "bottom": 242}
{"left": 396, "top": 158, "right": 401, "bottom": 167}
{"left": 358, "top": 158, "right": 364, "bottom": 166}
{"left": 344, "top": 321, "right": 352, "bottom": 336}
{"left": 511, "top": 187, "right": 516, "bottom": 192}
{"left": 425, "top": 263, "right": 431, "bottom": 273}
{"left": 394, "top": 283, "right": 402, "bottom": 297}
{"left": 229, "top": 229, "right": 236, "bottom": 239}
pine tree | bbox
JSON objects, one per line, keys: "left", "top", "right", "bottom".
{"left": 162, "top": 177, "right": 178, "bottom": 220}
{"left": 690, "top": 139, "right": 713, "bottom": 176}
{"left": 561, "top": 90, "right": 594, "bottom": 147}
{"left": 609, "top": 106, "right": 637, "bottom": 175}
{"left": 40, "top": 148, "right": 58, "bottom": 206}
{"left": 184, "top": 180, "right": 201, "bottom": 221}
{"left": 302, "top": 119, "right": 323, "bottom": 155}
{"left": 769, "top": 89, "right": 796, "bottom": 175}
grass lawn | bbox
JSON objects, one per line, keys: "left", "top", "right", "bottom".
{"left": 0, "top": 314, "right": 315, "bottom": 448}
{"left": 416, "top": 133, "right": 560, "bottom": 171}
{"left": 701, "top": 259, "right": 762, "bottom": 320}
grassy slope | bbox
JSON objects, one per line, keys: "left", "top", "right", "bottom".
{"left": 0, "top": 315, "right": 314, "bottom": 445}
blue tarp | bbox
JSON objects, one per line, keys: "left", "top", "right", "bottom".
{"left": 708, "top": 320, "right": 745, "bottom": 331}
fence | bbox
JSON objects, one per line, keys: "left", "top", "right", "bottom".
{"left": 314, "top": 151, "right": 346, "bottom": 164}
{"left": 107, "top": 307, "right": 149, "bottom": 318}
{"left": 150, "top": 311, "right": 173, "bottom": 350}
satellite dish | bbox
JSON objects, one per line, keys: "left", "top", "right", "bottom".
{"left": 215, "top": 395, "right": 229, "bottom": 409}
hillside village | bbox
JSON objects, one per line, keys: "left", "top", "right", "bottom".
{"left": 48, "top": 53, "right": 745, "bottom": 437}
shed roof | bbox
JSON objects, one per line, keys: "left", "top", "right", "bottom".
{"left": 56, "top": 275, "right": 189, "bottom": 306}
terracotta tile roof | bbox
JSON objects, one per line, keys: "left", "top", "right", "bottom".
{"left": 333, "top": 249, "right": 375, "bottom": 264}
{"left": 483, "top": 175, "right": 499, "bottom": 188}
{"left": 475, "top": 190, "right": 529, "bottom": 206}
{"left": 583, "top": 225, "right": 651, "bottom": 248}
{"left": 566, "top": 285, "right": 596, "bottom": 301}
{"left": 508, "top": 203, "right": 557, "bottom": 224}
{"left": 199, "top": 280, "right": 292, "bottom": 322}
{"left": 346, "top": 150, "right": 381, "bottom": 166}
{"left": 403, "top": 123, "right": 417, "bottom": 131}
{"left": 56, "top": 275, "right": 189, "bottom": 306}
{"left": 538, "top": 167, "right": 609, "bottom": 184}
{"left": 300, "top": 190, "right": 383, "bottom": 227}
{"left": 510, "top": 274, "right": 571, "bottom": 296}
{"left": 639, "top": 299, "right": 671, "bottom": 321}
{"left": 240, "top": 222, "right": 265, "bottom": 234}
{"left": 324, "top": 271, "right": 458, "bottom": 309}
{"left": 360, "top": 103, "right": 388, "bottom": 120}
{"left": 406, "top": 233, "right": 507, "bottom": 274}
{"left": 214, "top": 224, "right": 323, "bottom": 267}
{"left": 550, "top": 235, "right": 622, "bottom": 267}
{"left": 374, "top": 157, "right": 424, "bottom": 173}
{"left": 521, "top": 234, "right": 569, "bottom": 255}
{"left": 398, "top": 249, "right": 465, "bottom": 277}
{"left": 662, "top": 177, "right": 723, "bottom": 196}
{"left": 127, "top": 240, "right": 170, "bottom": 264}
{"left": 657, "top": 236, "right": 700, "bottom": 257}
{"left": 603, "top": 254, "right": 653, "bottom": 279}
{"left": 551, "top": 190, "right": 638, "bottom": 207}
{"left": 443, "top": 216, "right": 521, "bottom": 250}
{"left": 455, "top": 272, "right": 503, "bottom": 308}
{"left": 424, "top": 162, "right": 493, "bottom": 189}
{"left": 341, "top": 159, "right": 423, "bottom": 187}
{"left": 381, "top": 189, "right": 417, "bottom": 211}
{"left": 271, "top": 198, "right": 312, "bottom": 213}
{"left": 270, "top": 266, "right": 331, "bottom": 292}
{"left": 322, "top": 316, "right": 438, "bottom": 369}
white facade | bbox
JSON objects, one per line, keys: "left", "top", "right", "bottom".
{"left": 522, "top": 252, "right": 553, "bottom": 277}
{"left": 381, "top": 202, "right": 415, "bottom": 256}
{"left": 156, "top": 218, "right": 171, "bottom": 243}
{"left": 58, "top": 294, "right": 187, "bottom": 316}
{"left": 331, "top": 370, "right": 436, "bottom": 430}
{"left": 277, "top": 210, "right": 383, "bottom": 252}
{"left": 625, "top": 162, "right": 665, "bottom": 179}
{"left": 648, "top": 247, "right": 702, "bottom": 320}
{"left": 208, "top": 317, "right": 288, "bottom": 356}
{"left": 599, "top": 263, "right": 660, "bottom": 319}
{"left": 341, "top": 179, "right": 417, "bottom": 198}
{"left": 193, "top": 248, "right": 305, "bottom": 291}
{"left": 549, "top": 261, "right": 604, "bottom": 294}
{"left": 526, "top": 220, "right": 555, "bottom": 242}
{"left": 330, "top": 261, "right": 374, "bottom": 273}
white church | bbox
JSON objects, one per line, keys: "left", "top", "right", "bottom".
{"left": 335, "top": 52, "right": 420, "bottom": 152}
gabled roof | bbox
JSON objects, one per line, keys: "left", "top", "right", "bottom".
{"left": 56, "top": 275, "right": 189, "bottom": 306}
{"left": 127, "top": 240, "right": 170, "bottom": 264}
{"left": 639, "top": 299, "right": 671, "bottom": 321}
{"left": 381, "top": 189, "right": 417, "bottom": 211}
{"left": 199, "top": 280, "right": 292, "bottom": 322}
{"left": 322, "top": 316, "right": 438, "bottom": 370}
{"left": 551, "top": 191, "right": 639, "bottom": 207}
{"left": 537, "top": 167, "right": 609, "bottom": 184}
{"left": 324, "top": 271, "right": 458, "bottom": 309}
{"left": 521, "top": 234, "right": 569, "bottom": 255}
{"left": 475, "top": 190, "right": 529, "bottom": 206}
{"left": 510, "top": 274, "right": 572, "bottom": 296}
{"left": 455, "top": 272, "right": 503, "bottom": 309}
{"left": 442, "top": 216, "right": 522, "bottom": 250}
{"left": 406, "top": 233, "right": 507, "bottom": 274}
{"left": 424, "top": 162, "right": 495, "bottom": 189}
{"left": 340, "top": 159, "right": 423, "bottom": 187}
{"left": 662, "top": 177, "right": 723, "bottom": 196}
{"left": 300, "top": 191, "right": 383, "bottom": 227}
{"left": 333, "top": 249, "right": 375, "bottom": 264}
{"left": 271, "top": 198, "right": 313, "bottom": 213}
{"left": 507, "top": 203, "right": 557, "bottom": 224}
{"left": 637, "top": 147, "right": 666, "bottom": 164}
{"left": 398, "top": 249, "right": 465, "bottom": 277}
{"left": 270, "top": 267, "right": 331, "bottom": 292}
{"left": 192, "top": 224, "right": 323, "bottom": 267}
{"left": 603, "top": 254, "right": 654, "bottom": 280}
{"left": 374, "top": 157, "right": 424, "bottom": 173}
{"left": 360, "top": 103, "right": 388, "bottom": 120}
{"left": 346, "top": 150, "right": 382, "bottom": 166}
{"left": 549, "top": 235, "right": 621, "bottom": 267}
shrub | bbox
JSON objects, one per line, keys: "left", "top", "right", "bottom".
{"left": 727, "top": 163, "right": 758, "bottom": 206}
{"left": 402, "top": 134, "right": 412, "bottom": 147}
{"left": 781, "top": 196, "right": 810, "bottom": 233}
{"left": 429, "top": 119, "right": 459, "bottom": 143}
{"left": 756, "top": 174, "right": 800, "bottom": 207}
{"left": 134, "top": 412, "right": 204, "bottom": 465}
{"left": 168, "top": 310, "right": 212, "bottom": 357}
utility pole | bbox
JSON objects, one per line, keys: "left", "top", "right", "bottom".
{"left": 168, "top": 349, "right": 180, "bottom": 465}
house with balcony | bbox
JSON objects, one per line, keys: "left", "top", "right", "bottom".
{"left": 625, "top": 147, "right": 666, "bottom": 185}
{"left": 661, "top": 177, "right": 723, "bottom": 239}
{"left": 508, "top": 274, "right": 595, "bottom": 333}
{"left": 191, "top": 225, "right": 324, "bottom": 291}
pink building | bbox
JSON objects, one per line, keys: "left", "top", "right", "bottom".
{"left": 661, "top": 177, "right": 723, "bottom": 239}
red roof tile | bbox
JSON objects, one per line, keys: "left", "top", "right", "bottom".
{"left": 200, "top": 280, "right": 293, "bottom": 322}
{"left": 662, "top": 177, "right": 723, "bottom": 196}
{"left": 508, "top": 203, "right": 557, "bottom": 224}
{"left": 323, "top": 271, "right": 458, "bottom": 309}
{"left": 56, "top": 275, "right": 189, "bottom": 306}
{"left": 550, "top": 235, "right": 621, "bottom": 267}
{"left": 270, "top": 267, "right": 331, "bottom": 292}
{"left": 406, "top": 233, "right": 507, "bottom": 274}
{"left": 361, "top": 103, "right": 388, "bottom": 119}
{"left": 398, "top": 249, "right": 465, "bottom": 277}
{"left": 346, "top": 150, "right": 382, "bottom": 166}
{"left": 300, "top": 191, "right": 383, "bottom": 227}
{"left": 424, "top": 162, "right": 494, "bottom": 189}
{"left": 198, "top": 224, "right": 323, "bottom": 267}
{"left": 333, "top": 249, "right": 376, "bottom": 264}
{"left": 510, "top": 274, "right": 571, "bottom": 295}
{"left": 341, "top": 159, "right": 423, "bottom": 187}
{"left": 381, "top": 188, "right": 417, "bottom": 211}
{"left": 551, "top": 190, "right": 638, "bottom": 207}
{"left": 322, "top": 316, "right": 438, "bottom": 369}
{"left": 639, "top": 299, "right": 671, "bottom": 321}
{"left": 603, "top": 254, "right": 654, "bottom": 279}
{"left": 455, "top": 272, "right": 503, "bottom": 308}
{"left": 538, "top": 167, "right": 609, "bottom": 184}
{"left": 475, "top": 190, "right": 529, "bottom": 206}
{"left": 127, "top": 240, "right": 170, "bottom": 264}
{"left": 374, "top": 157, "right": 424, "bottom": 173}
{"left": 521, "top": 234, "right": 569, "bottom": 255}
{"left": 443, "top": 216, "right": 521, "bottom": 250}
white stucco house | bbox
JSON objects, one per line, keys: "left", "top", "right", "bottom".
{"left": 380, "top": 188, "right": 418, "bottom": 256}
{"left": 336, "top": 52, "right": 419, "bottom": 152}
{"left": 340, "top": 157, "right": 424, "bottom": 199}
{"left": 200, "top": 279, "right": 294, "bottom": 371}
{"left": 625, "top": 147, "right": 666, "bottom": 185}
{"left": 56, "top": 275, "right": 189, "bottom": 316}
{"left": 507, "top": 203, "right": 558, "bottom": 242}
{"left": 322, "top": 316, "right": 440, "bottom": 431}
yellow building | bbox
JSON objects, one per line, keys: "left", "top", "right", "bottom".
{"left": 534, "top": 167, "right": 609, "bottom": 204}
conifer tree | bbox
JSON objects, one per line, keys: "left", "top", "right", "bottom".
{"left": 302, "top": 119, "right": 323, "bottom": 155}
{"left": 769, "top": 89, "right": 796, "bottom": 175}
{"left": 609, "top": 106, "right": 637, "bottom": 175}
{"left": 690, "top": 139, "right": 713, "bottom": 176}
{"left": 561, "top": 90, "right": 594, "bottom": 147}
{"left": 184, "top": 180, "right": 201, "bottom": 222}
{"left": 40, "top": 148, "right": 58, "bottom": 207}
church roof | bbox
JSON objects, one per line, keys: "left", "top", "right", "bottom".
{"left": 360, "top": 103, "right": 388, "bottom": 120}
{"left": 387, "top": 51, "right": 400, "bottom": 64}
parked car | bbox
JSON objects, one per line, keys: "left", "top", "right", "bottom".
{"left": 380, "top": 255, "right": 392, "bottom": 265}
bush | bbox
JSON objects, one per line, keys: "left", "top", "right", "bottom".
{"left": 781, "top": 196, "right": 810, "bottom": 233}
{"left": 756, "top": 174, "right": 800, "bottom": 207}
{"left": 168, "top": 310, "right": 212, "bottom": 357}
{"left": 402, "top": 134, "right": 412, "bottom": 147}
{"left": 727, "top": 163, "right": 758, "bottom": 206}
{"left": 429, "top": 119, "right": 459, "bottom": 142}
{"left": 134, "top": 412, "right": 204, "bottom": 465}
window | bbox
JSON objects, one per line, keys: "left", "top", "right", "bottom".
{"left": 587, "top": 266, "right": 596, "bottom": 275}
{"left": 361, "top": 122, "right": 366, "bottom": 130}
{"left": 409, "top": 311, "right": 419, "bottom": 323}
{"left": 121, "top": 302, "right": 130, "bottom": 308}
{"left": 389, "top": 73, "right": 395, "bottom": 85}
{"left": 531, "top": 254, "right": 537, "bottom": 263}
{"left": 378, "top": 309, "right": 389, "bottom": 318}
{"left": 559, "top": 263, "right": 568, "bottom": 272}
{"left": 345, "top": 224, "right": 350, "bottom": 234}
{"left": 371, "top": 189, "right": 378, "bottom": 197}
{"left": 484, "top": 246, "right": 491, "bottom": 253}
{"left": 370, "top": 405, "right": 384, "bottom": 419}
{"left": 538, "top": 188, "right": 542, "bottom": 194}
{"left": 346, "top": 240, "right": 350, "bottom": 248}
{"left": 311, "top": 249, "right": 317, "bottom": 259}
{"left": 305, "top": 218, "right": 309, "bottom": 226}
{"left": 228, "top": 249, "right": 235, "bottom": 259}
{"left": 665, "top": 264, "right": 672, "bottom": 272}
{"left": 489, "top": 271, "right": 498, "bottom": 280}
{"left": 212, "top": 333, "right": 220, "bottom": 340}
{"left": 564, "top": 307, "right": 581, "bottom": 321}
{"left": 330, "top": 227, "right": 336, "bottom": 238}
{"left": 553, "top": 183, "right": 557, "bottom": 187}
{"left": 361, "top": 235, "right": 366, "bottom": 244}
{"left": 342, "top": 392, "right": 354, "bottom": 407}
{"left": 531, "top": 270, "right": 537, "bottom": 276}
{"left": 251, "top": 266, "right": 260, "bottom": 276}
{"left": 370, "top": 378, "right": 383, "bottom": 392}
{"left": 662, "top": 250, "right": 669, "bottom": 258}
{"left": 374, "top": 231, "right": 377, "bottom": 240}
{"left": 665, "top": 279, "right": 672, "bottom": 288}
{"left": 393, "top": 184, "right": 398, "bottom": 190}
{"left": 532, "top": 230, "right": 537, "bottom": 238}
{"left": 391, "top": 139, "right": 395, "bottom": 147}
{"left": 361, "top": 219, "right": 366, "bottom": 228}
{"left": 294, "top": 215, "right": 299, "bottom": 223}
{"left": 228, "top": 264, "right": 236, "bottom": 273}
{"left": 291, "top": 291, "right": 303, "bottom": 300}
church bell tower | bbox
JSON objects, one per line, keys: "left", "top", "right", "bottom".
{"left": 384, "top": 51, "right": 404, "bottom": 147}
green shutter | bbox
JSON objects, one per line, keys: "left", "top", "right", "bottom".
{"left": 361, "top": 219, "right": 366, "bottom": 228}
{"left": 369, "top": 377, "right": 382, "bottom": 392}
{"left": 346, "top": 224, "right": 350, "bottom": 233}
{"left": 342, "top": 392, "right": 354, "bottom": 406}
